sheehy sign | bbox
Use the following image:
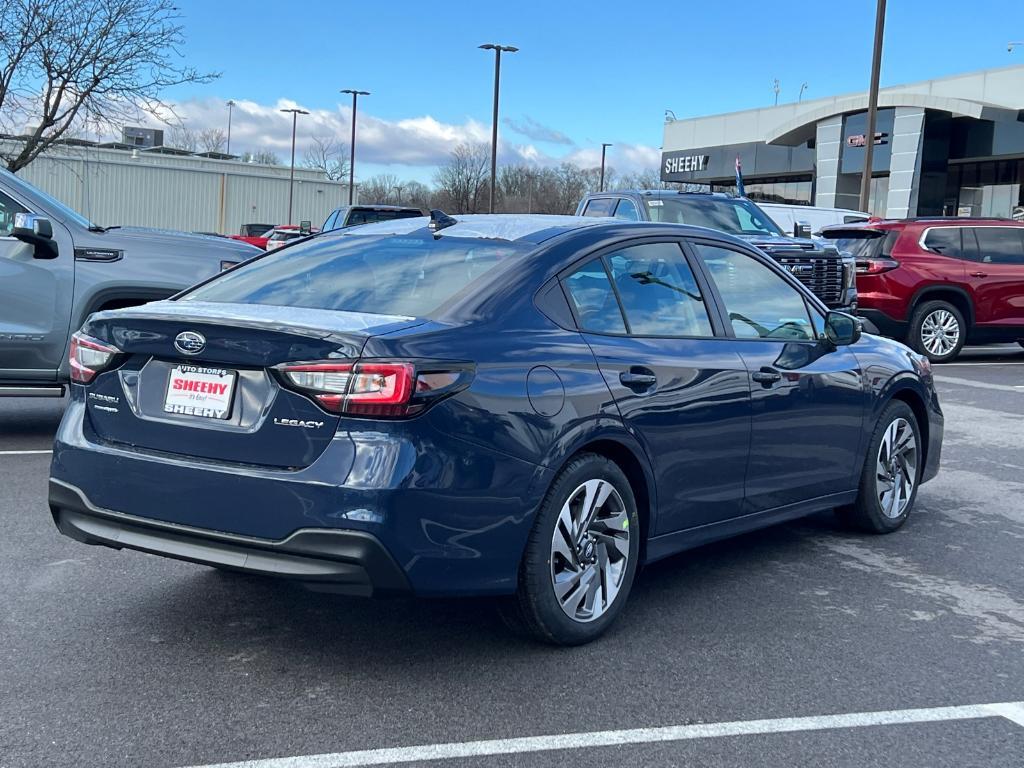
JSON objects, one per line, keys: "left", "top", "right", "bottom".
{"left": 846, "top": 132, "right": 889, "bottom": 148}
{"left": 663, "top": 154, "right": 710, "bottom": 174}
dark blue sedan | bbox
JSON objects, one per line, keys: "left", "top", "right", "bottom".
{"left": 49, "top": 213, "right": 943, "bottom": 645}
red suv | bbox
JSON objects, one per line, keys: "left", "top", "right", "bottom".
{"left": 823, "top": 218, "right": 1024, "bottom": 362}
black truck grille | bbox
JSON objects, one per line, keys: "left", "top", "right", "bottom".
{"left": 773, "top": 253, "right": 844, "bottom": 307}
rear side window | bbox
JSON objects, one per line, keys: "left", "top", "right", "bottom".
{"left": 183, "top": 235, "right": 528, "bottom": 317}
{"left": 923, "top": 227, "right": 962, "bottom": 258}
{"left": 563, "top": 259, "right": 627, "bottom": 334}
{"left": 972, "top": 227, "right": 1024, "bottom": 265}
{"left": 605, "top": 242, "right": 713, "bottom": 337}
{"left": 613, "top": 199, "right": 640, "bottom": 221}
{"left": 322, "top": 210, "right": 339, "bottom": 231}
{"left": 582, "top": 198, "right": 615, "bottom": 217}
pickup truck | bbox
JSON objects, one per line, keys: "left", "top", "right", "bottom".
{"left": 577, "top": 190, "right": 857, "bottom": 311}
{"left": 0, "top": 168, "right": 260, "bottom": 397}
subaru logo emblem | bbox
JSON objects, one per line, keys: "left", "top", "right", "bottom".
{"left": 174, "top": 331, "right": 206, "bottom": 355}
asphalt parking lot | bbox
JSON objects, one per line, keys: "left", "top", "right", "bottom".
{"left": 1, "top": 346, "right": 1022, "bottom": 768}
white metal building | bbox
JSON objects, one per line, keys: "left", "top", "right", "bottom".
{"left": 3, "top": 140, "right": 353, "bottom": 234}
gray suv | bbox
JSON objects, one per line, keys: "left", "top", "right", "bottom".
{"left": 577, "top": 190, "right": 857, "bottom": 311}
{"left": 0, "top": 169, "right": 259, "bottom": 396}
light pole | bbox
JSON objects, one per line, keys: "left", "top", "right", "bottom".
{"left": 599, "top": 143, "right": 613, "bottom": 192}
{"left": 394, "top": 184, "right": 405, "bottom": 205}
{"left": 226, "top": 100, "right": 235, "bottom": 155}
{"left": 798, "top": 83, "right": 809, "bottom": 102}
{"left": 479, "top": 43, "right": 518, "bottom": 214}
{"left": 859, "top": 0, "right": 887, "bottom": 213}
{"left": 1010, "top": 41, "right": 1024, "bottom": 53}
{"left": 280, "top": 107, "right": 308, "bottom": 224}
{"left": 341, "top": 89, "right": 370, "bottom": 205}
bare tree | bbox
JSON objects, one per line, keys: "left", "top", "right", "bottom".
{"left": 198, "top": 127, "right": 227, "bottom": 154}
{"left": 302, "top": 135, "right": 350, "bottom": 180}
{"left": 241, "top": 150, "right": 281, "bottom": 165}
{"left": 166, "top": 124, "right": 197, "bottom": 152}
{"left": 358, "top": 174, "right": 399, "bottom": 204}
{"left": 433, "top": 142, "right": 489, "bottom": 213}
{"left": 0, "top": 0, "right": 218, "bottom": 171}
{"left": 400, "top": 180, "right": 433, "bottom": 210}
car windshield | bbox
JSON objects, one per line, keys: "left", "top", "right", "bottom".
{"left": 181, "top": 233, "right": 529, "bottom": 317}
{"left": 644, "top": 197, "right": 783, "bottom": 236}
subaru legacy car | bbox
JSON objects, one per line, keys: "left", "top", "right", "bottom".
{"left": 48, "top": 213, "right": 943, "bottom": 645}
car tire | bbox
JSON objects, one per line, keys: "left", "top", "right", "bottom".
{"left": 908, "top": 300, "right": 966, "bottom": 363}
{"left": 837, "top": 401, "right": 922, "bottom": 534}
{"left": 501, "top": 453, "right": 640, "bottom": 646}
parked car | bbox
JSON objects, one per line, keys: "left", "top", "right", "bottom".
{"left": 322, "top": 204, "right": 424, "bottom": 232}
{"left": 49, "top": 213, "right": 943, "bottom": 645}
{"left": 230, "top": 223, "right": 276, "bottom": 250}
{"left": 577, "top": 190, "right": 858, "bottom": 312}
{"left": 821, "top": 218, "right": 1024, "bottom": 362}
{"left": 0, "top": 168, "right": 260, "bottom": 397}
{"left": 758, "top": 202, "right": 870, "bottom": 235}
{"left": 265, "top": 224, "right": 320, "bottom": 251}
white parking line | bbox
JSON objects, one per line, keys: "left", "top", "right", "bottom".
{"left": 0, "top": 449, "right": 52, "bottom": 455}
{"left": 180, "top": 700, "right": 1024, "bottom": 768}
{"left": 933, "top": 375, "right": 1024, "bottom": 393}
{"left": 941, "top": 361, "right": 1024, "bottom": 366}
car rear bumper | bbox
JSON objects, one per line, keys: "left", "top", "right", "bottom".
{"left": 49, "top": 479, "right": 411, "bottom": 596}
{"left": 858, "top": 308, "right": 907, "bottom": 340}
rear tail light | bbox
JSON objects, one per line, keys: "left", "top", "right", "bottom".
{"left": 69, "top": 332, "right": 121, "bottom": 384}
{"left": 855, "top": 258, "right": 900, "bottom": 275}
{"left": 275, "top": 361, "right": 470, "bottom": 417}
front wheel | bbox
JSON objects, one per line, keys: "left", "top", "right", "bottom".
{"left": 502, "top": 453, "right": 640, "bottom": 645}
{"left": 838, "top": 401, "right": 921, "bottom": 533}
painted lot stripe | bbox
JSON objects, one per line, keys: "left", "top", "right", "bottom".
{"left": 181, "top": 701, "right": 1024, "bottom": 768}
{"left": 941, "top": 361, "right": 1024, "bottom": 366}
{"left": 934, "top": 375, "right": 1024, "bottom": 393}
{"left": 0, "top": 449, "right": 52, "bottom": 455}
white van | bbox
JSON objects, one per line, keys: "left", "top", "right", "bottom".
{"left": 758, "top": 202, "right": 870, "bottom": 237}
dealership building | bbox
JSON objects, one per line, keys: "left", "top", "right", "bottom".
{"left": 661, "top": 65, "right": 1024, "bottom": 219}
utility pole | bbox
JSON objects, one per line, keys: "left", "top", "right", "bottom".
{"left": 599, "top": 143, "right": 613, "bottom": 192}
{"left": 280, "top": 107, "right": 308, "bottom": 224}
{"left": 859, "top": 0, "right": 887, "bottom": 213}
{"left": 341, "top": 89, "right": 370, "bottom": 205}
{"left": 479, "top": 43, "right": 518, "bottom": 213}
{"left": 772, "top": 78, "right": 780, "bottom": 106}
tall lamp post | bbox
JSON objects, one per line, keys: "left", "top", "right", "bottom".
{"left": 859, "top": 0, "right": 887, "bottom": 214}
{"left": 599, "top": 143, "right": 613, "bottom": 192}
{"left": 479, "top": 43, "right": 518, "bottom": 214}
{"left": 341, "top": 89, "right": 370, "bottom": 205}
{"left": 226, "top": 100, "right": 235, "bottom": 155}
{"left": 280, "top": 107, "right": 308, "bottom": 224}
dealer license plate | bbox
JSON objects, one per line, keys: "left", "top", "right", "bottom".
{"left": 164, "top": 365, "right": 237, "bottom": 420}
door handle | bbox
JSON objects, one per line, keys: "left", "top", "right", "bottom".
{"left": 751, "top": 367, "right": 782, "bottom": 386}
{"left": 619, "top": 369, "right": 657, "bottom": 388}
{"left": 969, "top": 271, "right": 988, "bottom": 278}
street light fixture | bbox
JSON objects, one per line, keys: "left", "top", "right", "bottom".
{"left": 226, "top": 100, "right": 235, "bottom": 155}
{"left": 599, "top": 143, "right": 613, "bottom": 192}
{"left": 798, "top": 83, "right": 809, "bottom": 102}
{"left": 859, "top": 0, "right": 887, "bottom": 213}
{"left": 280, "top": 107, "right": 309, "bottom": 224}
{"left": 479, "top": 43, "right": 518, "bottom": 214}
{"left": 1010, "top": 41, "right": 1024, "bottom": 53}
{"left": 340, "top": 89, "right": 370, "bottom": 205}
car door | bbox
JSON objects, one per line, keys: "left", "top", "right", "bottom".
{"left": 962, "top": 226, "right": 1024, "bottom": 326}
{"left": 691, "top": 241, "right": 867, "bottom": 513}
{"left": 561, "top": 239, "right": 751, "bottom": 533}
{"left": 0, "top": 188, "right": 76, "bottom": 381}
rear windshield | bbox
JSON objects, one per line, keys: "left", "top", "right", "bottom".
{"left": 181, "top": 234, "right": 529, "bottom": 317}
{"left": 645, "top": 197, "right": 783, "bottom": 236}
{"left": 831, "top": 230, "right": 899, "bottom": 260}
{"left": 346, "top": 209, "right": 422, "bottom": 226}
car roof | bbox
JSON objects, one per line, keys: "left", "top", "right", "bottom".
{"left": 827, "top": 217, "right": 1022, "bottom": 231}
{"left": 333, "top": 213, "right": 623, "bottom": 244}
{"left": 586, "top": 189, "right": 732, "bottom": 200}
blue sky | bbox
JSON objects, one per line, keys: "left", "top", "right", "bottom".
{"left": 162, "top": 0, "right": 1024, "bottom": 182}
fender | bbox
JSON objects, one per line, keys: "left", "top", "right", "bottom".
{"left": 909, "top": 283, "right": 975, "bottom": 325}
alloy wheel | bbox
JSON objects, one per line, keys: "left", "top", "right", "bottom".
{"left": 876, "top": 417, "right": 918, "bottom": 519}
{"left": 549, "top": 479, "right": 630, "bottom": 623}
{"left": 920, "top": 309, "right": 960, "bottom": 357}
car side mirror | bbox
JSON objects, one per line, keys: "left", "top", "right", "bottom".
{"left": 794, "top": 220, "right": 812, "bottom": 239}
{"left": 12, "top": 213, "right": 58, "bottom": 259}
{"left": 825, "top": 311, "right": 862, "bottom": 346}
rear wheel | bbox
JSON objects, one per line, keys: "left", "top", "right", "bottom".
{"left": 908, "top": 300, "right": 966, "bottom": 363}
{"left": 502, "top": 453, "right": 640, "bottom": 645}
{"left": 838, "top": 401, "right": 921, "bottom": 533}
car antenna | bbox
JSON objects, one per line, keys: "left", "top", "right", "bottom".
{"left": 428, "top": 209, "right": 458, "bottom": 238}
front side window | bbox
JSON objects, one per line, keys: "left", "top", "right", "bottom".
{"left": 183, "top": 234, "right": 528, "bottom": 318}
{"left": 582, "top": 198, "right": 615, "bottom": 218}
{"left": 322, "top": 211, "right": 339, "bottom": 231}
{"left": 695, "top": 244, "right": 815, "bottom": 341}
{"left": 0, "top": 191, "right": 28, "bottom": 237}
{"left": 972, "top": 227, "right": 1024, "bottom": 265}
{"left": 613, "top": 199, "right": 640, "bottom": 221}
{"left": 562, "top": 259, "right": 627, "bottom": 334}
{"left": 923, "top": 227, "right": 962, "bottom": 258}
{"left": 605, "top": 242, "right": 713, "bottom": 337}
